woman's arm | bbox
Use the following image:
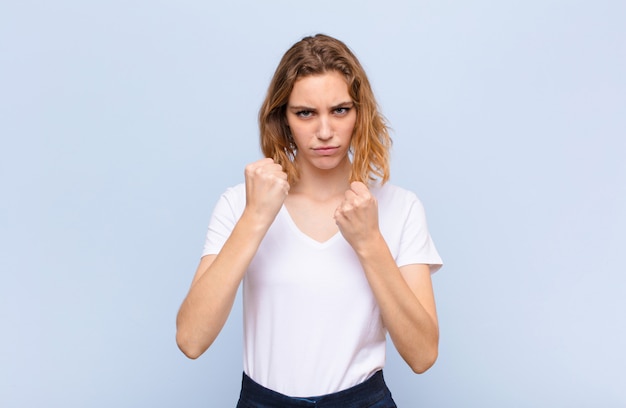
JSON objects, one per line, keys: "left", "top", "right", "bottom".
{"left": 355, "top": 244, "right": 438, "bottom": 373}
{"left": 334, "top": 182, "right": 439, "bottom": 373}
{"left": 176, "top": 158, "right": 289, "bottom": 359}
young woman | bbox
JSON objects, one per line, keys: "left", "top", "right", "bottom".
{"left": 176, "top": 34, "right": 442, "bottom": 407}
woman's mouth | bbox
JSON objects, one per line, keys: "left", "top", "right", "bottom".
{"left": 313, "top": 146, "right": 339, "bottom": 155}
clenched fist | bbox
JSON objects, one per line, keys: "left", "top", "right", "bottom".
{"left": 244, "top": 158, "right": 290, "bottom": 228}
{"left": 334, "top": 181, "right": 380, "bottom": 251}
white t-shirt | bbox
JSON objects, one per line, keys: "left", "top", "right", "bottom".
{"left": 202, "top": 182, "right": 442, "bottom": 397}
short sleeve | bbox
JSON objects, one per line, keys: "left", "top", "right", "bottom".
{"left": 395, "top": 194, "right": 443, "bottom": 274}
{"left": 201, "top": 184, "right": 246, "bottom": 257}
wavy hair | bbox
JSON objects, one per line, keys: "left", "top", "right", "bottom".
{"left": 259, "top": 34, "right": 392, "bottom": 185}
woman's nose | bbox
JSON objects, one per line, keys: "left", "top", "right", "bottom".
{"left": 316, "top": 116, "right": 332, "bottom": 140}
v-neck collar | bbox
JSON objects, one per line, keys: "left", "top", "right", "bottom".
{"left": 279, "top": 206, "right": 342, "bottom": 249}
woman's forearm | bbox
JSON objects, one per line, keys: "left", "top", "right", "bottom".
{"left": 356, "top": 233, "right": 439, "bottom": 373}
{"left": 175, "top": 211, "right": 269, "bottom": 359}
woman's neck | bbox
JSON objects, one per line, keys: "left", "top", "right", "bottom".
{"left": 290, "top": 159, "right": 351, "bottom": 200}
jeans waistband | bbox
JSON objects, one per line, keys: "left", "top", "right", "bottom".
{"left": 237, "top": 370, "right": 393, "bottom": 408}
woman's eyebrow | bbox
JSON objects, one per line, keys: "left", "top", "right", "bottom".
{"left": 331, "top": 101, "right": 354, "bottom": 109}
{"left": 288, "top": 101, "right": 354, "bottom": 110}
{"left": 288, "top": 104, "right": 315, "bottom": 110}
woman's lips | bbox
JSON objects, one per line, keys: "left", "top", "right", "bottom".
{"left": 313, "top": 146, "right": 339, "bottom": 155}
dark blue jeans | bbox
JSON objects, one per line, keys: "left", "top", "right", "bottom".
{"left": 236, "top": 370, "right": 397, "bottom": 408}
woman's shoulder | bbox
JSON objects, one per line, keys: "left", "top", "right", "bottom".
{"left": 371, "top": 182, "right": 420, "bottom": 205}
{"left": 214, "top": 183, "right": 246, "bottom": 214}
{"left": 221, "top": 182, "right": 246, "bottom": 198}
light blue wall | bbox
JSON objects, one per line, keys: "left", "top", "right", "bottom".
{"left": 1, "top": 1, "right": 624, "bottom": 406}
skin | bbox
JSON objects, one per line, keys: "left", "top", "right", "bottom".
{"left": 283, "top": 71, "right": 356, "bottom": 241}
{"left": 176, "top": 71, "right": 439, "bottom": 373}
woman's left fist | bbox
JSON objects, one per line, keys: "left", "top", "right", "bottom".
{"left": 334, "top": 181, "right": 379, "bottom": 249}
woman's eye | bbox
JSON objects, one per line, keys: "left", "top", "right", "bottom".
{"left": 334, "top": 107, "right": 350, "bottom": 115}
{"left": 296, "top": 110, "right": 313, "bottom": 118}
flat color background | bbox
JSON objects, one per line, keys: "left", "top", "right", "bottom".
{"left": 1, "top": 1, "right": 625, "bottom": 407}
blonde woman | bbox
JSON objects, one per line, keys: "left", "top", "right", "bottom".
{"left": 176, "top": 34, "right": 442, "bottom": 407}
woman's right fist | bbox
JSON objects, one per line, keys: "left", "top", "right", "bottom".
{"left": 243, "top": 158, "right": 290, "bottom": 226}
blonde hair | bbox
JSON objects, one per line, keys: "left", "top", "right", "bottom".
{"left": 259, "top": 34, "right": 392, "bottom": 184}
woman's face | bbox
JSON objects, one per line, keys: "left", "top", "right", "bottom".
{"left": 286, "top": 71, "right": 356, "bottom": 175}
